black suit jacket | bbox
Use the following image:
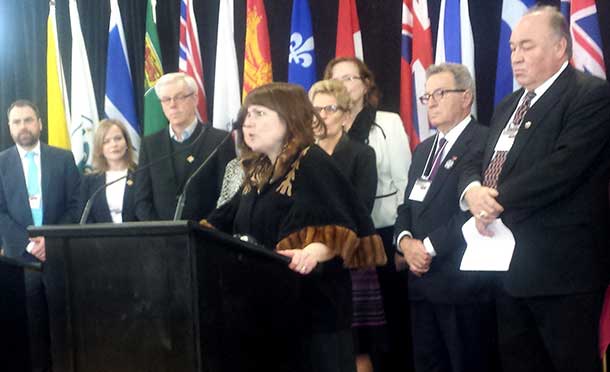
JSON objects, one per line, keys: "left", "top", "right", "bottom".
{"left": 331, "top": 134, "right": 377, "bottom": 213}
{"left": 79, "top": 172, "right": 136, "bottom": 223}
{"left": 460, "top": 66, "right": 610, "bottom": 297}
{"left": 395, "top": 119, "right": 491, "bottom": 303}
{"left": 135, "top": 123, "right": 235, "bottom": 221}
{"left": 0, "top": 143, "right": 81, "bottom": 262}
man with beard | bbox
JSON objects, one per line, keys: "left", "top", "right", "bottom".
{"left": 0, "top": 100, "right": 81, "bottom": 371}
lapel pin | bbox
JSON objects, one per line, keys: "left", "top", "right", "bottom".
{"left": 524, "top": 121, "right": 532, "bottom": 129}
{"left": 126, "top": 179, "right": 134, "bottom": 187}
{"left": 186, "top": 155, "right": 195, "bottom": 163}
{"left": 444, "top": 156, "right": 457, "bottom": 170}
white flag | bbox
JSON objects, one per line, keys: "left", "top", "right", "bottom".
{"left": 212, "top": 0, "right": 241, "bottom": 131}
{"left": 69, "top": 0, "right": 99, "bottom": 171}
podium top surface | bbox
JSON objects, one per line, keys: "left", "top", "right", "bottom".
{"left": 28, "top": 220, "right": 196, "bottom": 238}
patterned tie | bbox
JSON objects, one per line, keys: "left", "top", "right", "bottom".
{"left": 25, "top": 151, "right": 43, "bottom": 226}
{"left": 429, "top": 137, "right": 448, "bottom": 179}
{"left": 483, "top": 91, "right": 536, "bottom": 188}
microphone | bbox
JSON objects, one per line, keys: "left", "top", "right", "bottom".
{"left": 173, "top": 122, "right": 239, "bottom": 221}
{"left": 79, "top": 125, "right": 207, "bottom": 224}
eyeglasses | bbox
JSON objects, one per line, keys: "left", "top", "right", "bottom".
{"left": 334, "top": 75, "right": 362, "bottom": 82}
{"left": 159, "top": 92, "right": 194, "bottom": 104}
{"left": 419, "top": 89, "right": 466, "bottom": 105}
{"left": 313, "top": 104, "right": 346, "bottom": 114}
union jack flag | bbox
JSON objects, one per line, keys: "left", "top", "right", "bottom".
{"left": 179, "top": 0, "right": 208, "bottom": 122}
{"left": 400, "top": 0, "right": 433, "bottom": 151}
{"left": 560, "top": 0, "right": 606, "bottom": 79}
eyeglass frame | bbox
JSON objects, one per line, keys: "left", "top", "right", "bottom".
{"left": 158, "top": 92, "right": 195, "bottom": 105}
{"left": 419, "top": 89, "right": 466, "bottom": 105}
{"left": 313, "top": 104, "right": 347, "bottom": 114}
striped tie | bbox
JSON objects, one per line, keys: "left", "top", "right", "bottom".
{"left": 483, "top": 91, "right": 536, "bottom": 188}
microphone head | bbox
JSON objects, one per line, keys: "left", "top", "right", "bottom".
{"left": 231, "top": 120, "right": 242, "bottom": 131}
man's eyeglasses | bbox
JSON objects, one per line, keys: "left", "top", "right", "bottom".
{"left": 419, "top": 89, "right": 466, "bottom": 105}
{"left": 313, "top": 104, "right": 346, "bottom": 114}
{"left": 159, "top": 92, "right": 194, "bottom": 104}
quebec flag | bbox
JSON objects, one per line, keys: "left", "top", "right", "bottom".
{"left": 494, "top": 0, "right": 536, "bottom": 106}
{"left": 288, "top": 0, "right": 316, "bottom": 91}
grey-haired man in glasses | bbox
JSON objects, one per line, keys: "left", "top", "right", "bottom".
{"left": 135, "top": 72, "right": 235, "bottom": 221}
{"left": 394, "top": 63, "right": 495, "bottom": 372}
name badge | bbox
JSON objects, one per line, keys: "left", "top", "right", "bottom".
{"left": 29, "top": 195, "right": 41, "bottom": 209}
{"left": 495, "top": 130, "right": 516, "bottom": 152}
{"left": 408, "top": 178, "right": 431, "bottom": 202}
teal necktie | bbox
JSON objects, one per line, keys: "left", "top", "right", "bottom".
{"left": 25, "top": 151, "right": 43, "bottom": 226}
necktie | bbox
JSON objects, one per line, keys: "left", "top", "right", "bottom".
{"left": 25, "top": 151, "right": 43, "bottom": 226}
{"left": 429, "top": 137, "right": 448, "bottom": 179}
{"left": 482, "top": 91, "right": 536, "bottom": 189}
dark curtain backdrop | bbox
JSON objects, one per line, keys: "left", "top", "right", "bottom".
{"left": 1, "top": 0, "right": 609, "bottom": 151}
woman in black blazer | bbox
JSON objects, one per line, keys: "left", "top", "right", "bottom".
{"left": 309, "top": 80, "right": 385, "bottom": 372}
{"left": 80, "top": 119, "right": 137, "bottom": 223}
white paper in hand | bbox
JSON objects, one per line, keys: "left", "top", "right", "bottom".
{"left": 460, "top": 217, "right": 515, "bottom": 271}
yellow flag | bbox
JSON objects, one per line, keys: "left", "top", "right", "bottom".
{"left": 47, "top": 3, "right": 70, "bottom": 150}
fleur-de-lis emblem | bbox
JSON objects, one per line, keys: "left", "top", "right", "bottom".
{"left": 289, "top": 32, "right": 314, "bottom": 68}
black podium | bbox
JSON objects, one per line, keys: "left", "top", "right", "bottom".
{"left": 0, "top": 256, "right": 39, "bottom": 371}
{"left": 29, "top": 221, "right": 305, "bottom": 372}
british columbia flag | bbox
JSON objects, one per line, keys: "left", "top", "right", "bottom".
{"left": 399, "top": 0, "right": 433, "bottom": 151}
{"left": 560, "top": 0, "right": 606, "bottom": 79}
{"left": 179, "top": 0, "right": 208, "bottom": 122}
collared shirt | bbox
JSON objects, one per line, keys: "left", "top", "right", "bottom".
{"left": 460, "top": 60, "right": 570, "bottom": 211}
{"left": 169, "top": 118, "right": 199, "bottom": 143}
{"left": 397, "top": 116, "right": 473, "bottom": 257}
{"left": 436, "top": 115, "right": 472, "bottom": 160}
{"left": 16, "top": 141, "right": 42, "bottom": 196}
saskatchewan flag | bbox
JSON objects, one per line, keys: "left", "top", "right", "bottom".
{"left": 143, "top": 0, "right": 166, "bottom": 136}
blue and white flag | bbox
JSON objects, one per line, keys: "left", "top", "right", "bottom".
{"left": 435, "top": 0, "right": 476, "bottom": 114}
{"left": 104, "top": 0, "right": 140, "bottom": 155}
{"left": 494, "top": 0, "right": 536, "bottom": 106}
{"left": 288, "top": 0, "right": 316, "bottom": 91}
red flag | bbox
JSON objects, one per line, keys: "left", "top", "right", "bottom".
{"left": 335, "top": 0, "right": 363, "bottom": 59}
{"left": 179, "top": 0, "right": 208, "bottom": 122}
{"left": 243, "top": 0, "right": 273, "bottom": 97}
{"left": 400, "top": 0, "right": 433, "bottom": 151}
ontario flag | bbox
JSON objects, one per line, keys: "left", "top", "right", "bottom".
{"left": 399, "top": 0, "right": 433, "bottom": 151}
{"left": 335, "top": 0, "right": 363, "bottom": 59}
{"left": 179, "top": 0, "right": 208, "bottom": 122}
{"left": 560, "top": 0, "right": 606, "bottom": 79}
{"left": 243, "top": 0, "right": 273, "bottom": 97}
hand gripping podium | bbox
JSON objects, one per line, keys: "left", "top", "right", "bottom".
{"left": 29, "top": 221, "right": 305, "bottom": 372}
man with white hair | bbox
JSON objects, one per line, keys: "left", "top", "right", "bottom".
{"left": 460, "top": 6, "right": 610, "bottom": 371}
{"left": 135, "top": 72, "right": 235, "bottom": 221}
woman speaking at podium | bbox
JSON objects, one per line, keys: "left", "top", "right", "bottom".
{"left": 79, "top": 119, "right": 137, "bottom": 223}
{"left": 203, "top": 82, "right": 386, "bottom": 372}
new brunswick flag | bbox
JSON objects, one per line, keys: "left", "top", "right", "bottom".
{"left": 243, "top": 0, "right": 272, "bottom": 97}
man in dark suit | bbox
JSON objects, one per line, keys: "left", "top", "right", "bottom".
{"left": 394, "top": 63, "right": 493, "bottom": 372}
{"left": 0, "top": 100, "right": 81, "bottom": 371}
{"left": 460, "top": 6, "right": 610, "bottom": 371}
{"left": 135, "top": 72, "right": 235, "bottom": 221}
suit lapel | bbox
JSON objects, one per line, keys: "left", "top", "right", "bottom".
{"left": 40, "top": 144, "right": 51, "bottom": 224}
{"left": 122, "top": 171, "right": 135, "bottom": 217}
{"left": 420, "top": 121, "right": 475, "bottom": 211}
{"left": 7, "top": 148, "right": 32, "bottom": 225}
{"left": 95, "top": 174, "right": 112, "bottom": 221}
{"left": 484, "top": 95, "right": 521, "bottom": 170}
{"left": 159, "top": 131, "right": 179, "bottom": 193}
{"left": 499, "top": 67, "right": 573, "bottom": 181}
